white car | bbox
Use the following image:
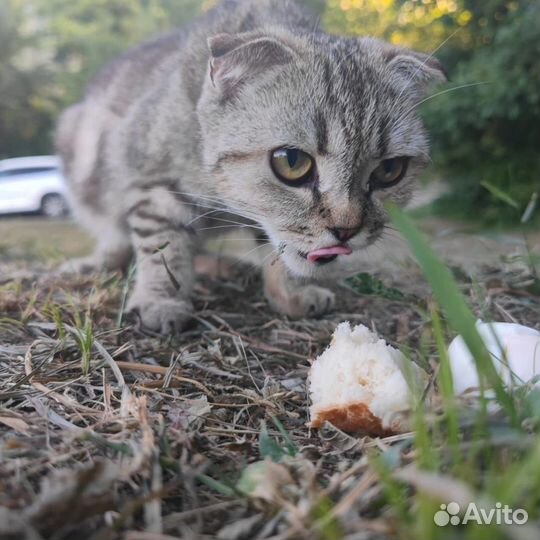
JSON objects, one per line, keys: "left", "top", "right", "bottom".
{"left": 0, "top": 155, "right": 70, "bottom": 218}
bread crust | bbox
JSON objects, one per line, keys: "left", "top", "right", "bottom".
{"left": 309, "top": 402, "right": 397, "bottom": 437}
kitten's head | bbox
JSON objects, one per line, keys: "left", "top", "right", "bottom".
{"left": 196, "top": 29, "right": 446, "bottom": 277}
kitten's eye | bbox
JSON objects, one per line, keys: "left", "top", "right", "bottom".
{"left": 369, "top": 157, "right": 410, "bottom": 190}
{"left": 270, "top": 148, "right": 314, "bottom": 185}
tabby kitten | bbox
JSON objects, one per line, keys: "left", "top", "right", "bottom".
{"left": 56, "top": 0, "right": 446, "bottom": 333}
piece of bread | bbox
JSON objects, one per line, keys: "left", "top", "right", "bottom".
{"left": 308, "top": 322, "right": 427, "bottom": 436}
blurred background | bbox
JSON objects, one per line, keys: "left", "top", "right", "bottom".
{"left": 0, "top": 0, "right": 538, "bottom": 264}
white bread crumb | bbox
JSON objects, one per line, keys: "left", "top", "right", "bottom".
{"left": 309, "top": 322, "right": 427, "bottom": 435}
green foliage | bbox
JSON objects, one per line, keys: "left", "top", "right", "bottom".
{"left": 423, "top": 0, "right": 540, "bottom": 225}
{"left": 259, "top": 418, "right": 298, "bottom": 462}
{"left": 0, "top": 0, "right": 59, "bottom": 156}
{"left": 0, "top": 0, "right": 205, "bottom": 158}
{"left": 311, "top": 497, "right": 345, "bottom": 540}
{"left": 323, "top": 0, "right": 470, "bottom": 51}
{"left": 72, "top": 307, "right": 94, "bottom": 375}
{"left": 344, "top": 272, "right": 407, "bottom": 301}
{"left": 197, "top": 473, "right": 236, "bottom": 496}
{"left": 259, "top": 421, "right": 288, "bottom": 462}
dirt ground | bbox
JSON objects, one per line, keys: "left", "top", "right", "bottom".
{"left": 0, "top": 215, "right": 539, "bottom": 539}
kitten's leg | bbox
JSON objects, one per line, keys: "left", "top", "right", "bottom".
{"left": 263, "top": 256, "right": 335, "bottom": 318}
{"left": 126, "top": 190, "right": 195, "bottom": 334}
{"left": 60, "top": 225, "right": 132, "bottom": 274}
{"left": 194, "top": 254, "right": 235, "bottom": 280}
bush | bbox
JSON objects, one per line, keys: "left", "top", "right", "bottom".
{"left": 422, "top": 0, "right": 540, "bottom": 225}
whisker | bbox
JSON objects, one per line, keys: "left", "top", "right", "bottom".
{"left": 200, "top": 215, "right": 263, "bottom": 229}
{"left": 164, "top": 190, "right": 255, "bottom": 212}
{"left": 227, "top": 241, "right": 275, "bottom": 271}
{"left": 162, "top": 189, "right": 225, "bottom": 202}
{"left": 392, "top": 81, "right": 491, "bottom": 130}
{"left": 215, "top": 237, "right": 266, "bottom": 242}
{"left": 413, "top": 81, "right": 490, "bottom": 112}
{"left": 178, "top": 199, "right": 261, "bottom": 225}
{"left": 161, "top": 189, "right": 259, "bottom": 216}
{"left": 380, "top": 230, "right": 407, "bottom": 245}
{"left": 386, "top": 26, "right": 463, "bottom": 121}
{"left": 187, "top": 209, "right": 221, "bottom": 226}
{"left": 422, "top": 26, "right": 463, "bottom": 66}
{"left": 259, "top": 247, "right": 280, "bottom": 267}
{"left": 197, "top": 223, "right": 264, "bottom": 232}
{"left": 165, "top": 198, "right": 232, "bottom": 214}
{"left": 237, "top": 241, "right": 273, "bottom": 259}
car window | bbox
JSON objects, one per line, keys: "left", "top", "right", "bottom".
{"left": 0, "top": 166, "right": 58, "bottom": 179}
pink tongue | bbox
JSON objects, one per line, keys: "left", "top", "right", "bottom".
{"left": 307, "top": 244, "right": 352, "bottom": 263}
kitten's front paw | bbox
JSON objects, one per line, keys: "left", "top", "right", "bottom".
{"left": 268, "top": 285, "right": 335, "bottom": 319}
{"left": 59, "top": 256, "right": 99, "bottom": 274}
{"left": 128, "top": 294, "right": 194, "bottom": 334}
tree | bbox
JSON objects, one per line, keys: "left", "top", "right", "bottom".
{"left": 423, "top": 0, "right": 540, "bottom": 223}
{"left": 0, "top": 0, "right": 205, "bottom": 158}
{"left": 0, "top": 0, "right": 58, "bottom": 156}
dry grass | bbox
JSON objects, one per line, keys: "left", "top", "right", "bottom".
{"left": 0, "top": 218, "right": 539, "bottom": 540}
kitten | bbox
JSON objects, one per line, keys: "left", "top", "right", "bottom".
{"left": 56, "top": 0, "right": 446, "bottom": 334}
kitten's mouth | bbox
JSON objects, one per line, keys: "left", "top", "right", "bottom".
{"left": 303, "top": 244, "right": 353, "bottom": 265}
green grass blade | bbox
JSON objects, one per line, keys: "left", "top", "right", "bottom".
{"left": 270, "top": 415, "right": 298, "bottom": 457}
{"left": 431, "top": 305, "right": 461, "bottom": 465}
{"left": 311, "top": 496, "right": 344, "bottom": 540}
{"left": 196, "top": 473, "right": 236, "bottom": 496}
{"left": 370, "top": 453, "right": 411, "bottom": 526}
{"left": 385, "top": 204, "right": 517, "bottom": 424}
{"left": 480, "top": 180, "right": 520, "bottom": 209}
{"left": 259, "top": 421, "right": 287, "bottom": 462}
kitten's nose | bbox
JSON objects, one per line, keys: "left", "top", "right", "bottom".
{"left": 328, "top": 225, "right": 362, "bottom": 243}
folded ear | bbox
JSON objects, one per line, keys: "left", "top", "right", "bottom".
{"left": 207, "top": 33, "right": 295, "bottom": 99}
{"left": 385, "top": 47, "right": 448, "bottom": 93}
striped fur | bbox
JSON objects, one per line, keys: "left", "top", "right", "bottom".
{"left": 57, "top": 0, "right": 445, "bottom": 333}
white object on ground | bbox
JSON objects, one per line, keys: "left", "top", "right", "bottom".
{"left": 309, "top": 322, "right": 427, "bottom": 435}
{"left": 448, "top": 321, "right": 540, "bottom": 394}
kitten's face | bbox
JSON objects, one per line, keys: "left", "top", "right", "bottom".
{"left": 197, "top": 32, "right": 445, "bottom": 277}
